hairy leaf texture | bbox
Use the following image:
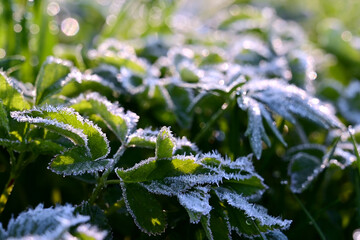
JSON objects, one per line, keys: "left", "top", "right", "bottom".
{"left": 0, "top": 204, "right": 107, "bottom": 240}
{"left": 238, "top": 79, "right": 343, "bottom": 158}
{"left": 11, "top": 106, "right": 110, "bottom": 175}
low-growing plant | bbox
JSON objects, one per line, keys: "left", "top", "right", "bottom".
{"left": 1, "top": 0, "right": 360, "bottom": 239}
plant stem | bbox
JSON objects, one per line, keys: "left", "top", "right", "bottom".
{"left": 106, "top": 180, "right": 121, "bottom": 185}
{"left": 0, "top": 173, "right": 15, "bottom": 214}
{"left": 89, "top": 144, "right": 127, "bottom": 204}
{"left": 293, "top": 193, "right": 326, "bottom": 240}
{"left": 0, "top": 151, "right": 27, "bottom": 214}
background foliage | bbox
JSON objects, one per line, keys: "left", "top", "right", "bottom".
{"left": 1, "top": 0, "right": 360, "bottom": 239}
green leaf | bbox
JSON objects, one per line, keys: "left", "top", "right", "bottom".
{"left": 127, "top": 128, "right": 158, "bottom": 149}
{"left": 58, "top": 72, "right": 117, "bottom": 98}
{"left": 29, "top": 139, "right": 65, "bottom": 155}
{"left": 0, "top": 55, "right": 25, "bottom": 73}
{"left": 287, "top": 152, "right": 323, "bottom": 193}
{"left": 3, "top": 204, "right": 90, "bottom": 239}
{"left": 0, "top": 100, "right": 10, "bottom": 133}
{"left": 0, "top": 139, "right": 25, "bottom": 152}
{"left": 156, "top": 127, "right": 176, "bottom": 159}
{"left": 11, "top": 106, "right": 110, "bottom": 160}
{"left": 221, "top": 176, "right": 267, "bottom": 200}
{"left": 121, "top": 182, "right": 166, "bottom": 235}
{"left": 201, "top": 199, "right": 231, "bottom": 240}
{"left": 70, "top": 93, "right": 138, "bottom": 142}
{"left": 75, "top": 202, "right": 112, "bottom": 240}
{"left": 215, "top": 189, "right": 291, "bottom": 236}
{"left": 117, "top": 156, "right": 203, "bottom": 183}
{"left": 0, "top": 72, "right": 30, "bottom": 111}
{"left": 34, "top": 56, "right": 72, "bottom": 105}
{"left": 88, "top": 40, "right": 146, "bottom": 74}
{"left": 50, "top": 146, "right": 111, "bottom": 175}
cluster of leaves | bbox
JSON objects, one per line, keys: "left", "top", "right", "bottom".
{"left": 1, "top": 0, "right": 360, "bottom": 239}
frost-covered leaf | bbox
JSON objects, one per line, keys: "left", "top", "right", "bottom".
{"left": 0, "top": 139, "right": 25, "bottom": 152}
{"left": 241, "top": 80, "right": 343, "bottom": 129}
{"left": 287, "top": 152, "right": 323, "bottom": 193}
{"left": 34, "top": 56, "right": 72, "bottom": 105}
{"left": 121, "top": 182, "right": 166, "bottom": 235}
{"left": 265, "top": 229, "right": 288, "bottom": 240}
{"left": 70, "top": 93, "right": 139, "bottom": 142}
{"left": 11, "top": 106, "right": 109, "bottom": 160}
{"left": 58, "top": 70, "right": 119, "bottom": 98}
{"left": 239, "top": 98, "right": 269, "bottom": 159}
{"left": 75, "top": 202, "right": 111, "bottom": 240}
{"left": 2, "top": 204, "right": 90, "bottom": 240}
{"left": 11, "top": 106, "right": 110, "bottom": 175}
{"left": 286, "top": 142, "right": 357, "bottom": 193}
{"left": 201, "top": 205, "right": 231, "bottom": 240}
{"left": 50, "top": 146, "right": 112, "bottom": 175}
{"left": 238, "top": 79, "right": 343, "bottom": 158}
{"left": 127, "top": 128, "right": 158, "bottom": 149}
{"left": 0, "top": 72, "right": 30, "bottom": 111}
{"left": 0, "top": 55, "right": 25, "bottom": 73}
{"left": 215, "top": 189, "right": 291, "bottom": 237}
{"left": 178, "top": 186, "right": 212, "bottom": 222}
{"left": 73, "top": 224, "right": 108, "bottom": 240}
{"left": 117, "top": 156, "right": 203, "bottom": 183}
{"left": 338, "top": 81, "right": 360, "bottom": 124}
{"left": 88, "top": 39, "right": 147, "bottom": 74}
{"left": 156, "top": 127, "right": 176, "bottom": 159}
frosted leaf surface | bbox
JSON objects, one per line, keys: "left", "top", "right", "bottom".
{"left": 75, "top": 224, "right": 108, "bottom": 240}
{"left": 238, "top": 93, "right": 286, "bottom": 159}
{"left": 177, "top": 186, "right": 212, "bottom": 218}
{"left": 338, "top": 81, "right": 360, "bottom": 124}
{"left": 127, "top": 128, "right": 159, "bottom": 149}
{"left": 286, "top": 142, "right": 357, "bottom": 193}
{"left": 34, "top": 56, "right": 72, "bottom": 105}
{"left": 117, "top": 129, "right": 283, "bottom": 238}
{"left": 11, "top": 106, "right": 109, "bottom": 160}
{"left": 70, "top": 92, "right": 139, "bottom": 142}
{"left": 215, "top": 189, "right": 292, "bottom": 232}
{"left": 156, "top": 126, "right": 176, "bottom": 159}
{"left": 88, "top": 39, "right": 147, "bottom": 74}
{"left": 242, "top": 79, "right": 343, "bottom": 129}
{"left": 120, "top": 182, "right": 167, "bottom": 235}
{"left": 58, "top": 69, "right": 120, "bottom": 98}
{"left": 11, "top": 106, "right": 111, "bottom": 175}
{"left": 0, "top": 72, "right": 30, "bottom": 111}
{"left": 3, "top": 204, "right": 89, "bottom": 240}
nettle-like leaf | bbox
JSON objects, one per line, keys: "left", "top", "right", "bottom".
{"left": 238, "top": 79, "right": 343, "bottom": 159}
{"left": 11, "top": 106, "right": 111, "bottom": 175}
{"left": 88, "top": 39, "right": 147, "bottom": 74}
{"left": 127, "top": 127, "right": 198, "bottom": 154}
{"left": 70, "top": 92, "right": 139, "bottom": 143}
{"left": 34, "top": 56, "right": 73, "bottom": 105}
{"left": 156, "top": 127, "right": 176, "bottom": 159}
{"left": 286, "top": 141, "right": 357, "bottom": 193}
{"left": 0, "top": 204, "right": 107, "bottom": 240}
{"left": 0, "top": 55, "right": 25, "bottom": 73}
{"left": 58, "top": 69, "right": 120, "bottom": 99}
{"left": 0, "top": 72, "right": 30, "bottom": 111}
{"left": 116, "top": 129, "right": 290, "bottom": 238}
